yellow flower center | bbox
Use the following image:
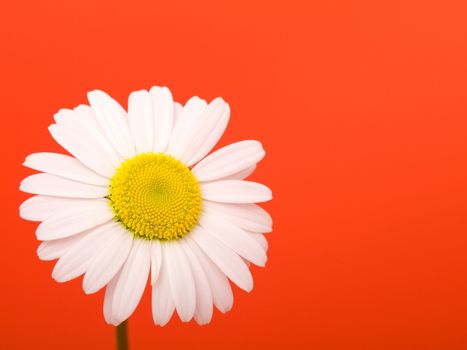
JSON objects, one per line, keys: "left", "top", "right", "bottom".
{"left": 109, "top": 153, "right": 202, "bottom": 241}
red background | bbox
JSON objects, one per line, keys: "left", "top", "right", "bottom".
{"left": 2, "top": 1, "right": 467, "bottom": 349}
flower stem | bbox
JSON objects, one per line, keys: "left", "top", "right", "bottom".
{"left": 115, "top": 321, "right": 128, "bottom": 350}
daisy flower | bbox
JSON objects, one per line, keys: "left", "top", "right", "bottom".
{"left": 19, "top": 86, "right": 273, "bottom": 327}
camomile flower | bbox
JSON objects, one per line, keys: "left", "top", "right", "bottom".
{"left": 19, "top": 86, "right": 273, "bottom": 327}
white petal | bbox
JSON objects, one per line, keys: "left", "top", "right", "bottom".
{"left": 54, "top": 106, "right": 110, "bottom": 148}
{"left": 36, "top": 199, "right": 114, "bottom": 240}
{"left": 202, "top": 201, "right": 272, "bottom": 233}
{"left": 165, "top": 97, "right": 207, "bottom": 160}
{"left": 128, "top": 90, "right": 154, "bottom": 154}
{"left": 164, "top": 241, "right": 196, "bottom": 322}
{"left": 152, "top": 254, "right": 175, "bottom": 326}
{"left": 87, "top": 90, "right": 135, "bottom": 159}
{"left": 192, "top": 141, "right": 264, "bottom": 182}
{"left": 49, "top": 123, "right": 119, "bottom": 178}
{"left": 184, "top": 98, "right": 230, "bottom": 166}
{"left": 52, "top": 222, "right": 116, "bottom": 282}
{"left": 20, "top": 196, "right": 95, "bottom": 222}
{"left": 71, "top": 104, "right": 103, "bottom": 130}
{"left": 24, "top": 152, "right": 109, "bottom": 186}
{"left": 173, "top": 102, "right": 183, "bottom": 125}
{"left": 199, "top": 214, "right": 267, "bottom": 267}
{"left": 54, "top": 106, "right": 101, "bottom": 131}
{"left": 104, "top": 276, "right": 119, "bottom": 325}
{"left": 201, "top": 180, "right": 272, "bottom": 203}
{"left": 111, "top": 239, "right": 151, "bottom": 323}
{"left": 190, "top": 226, "right": 253, "bottom": 292}
{"left": 37, "top": 230, "right": 93, "bottom": 261}
{"left": 179, "top": 239, "right": 213, "bottom": 325}
{"left": 53, "top": 108, "right": 74, "bottom": 126}
{"left": 249, "top": 232, "right": 268, "bottom": 252}
{"left": 150, "top": 240, "right": 162, "bottom": 285}
{"left": 72, "top": 105, "right": 118, "bottom": 152}
{"left": 185, "top": 236, "right": 233, "bottom": 313}
{"left": 20, "top": 173, "right": 108, "bottom": 198}
{"left": 215, "top": 164, "right": 256, "bottom": 181}
{"left": 150, "top": 86, "right": 174, "bottom": 153}
{"left": 83, "top": 223, "right": 133, "bottom": 294}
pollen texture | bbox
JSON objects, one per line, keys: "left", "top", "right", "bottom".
{"left": 109, "top": 153, "right": 202, "bottom": 240}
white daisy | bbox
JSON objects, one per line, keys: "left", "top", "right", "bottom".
{"left": 19, "top": 86, "right": 273, "bottom": 326}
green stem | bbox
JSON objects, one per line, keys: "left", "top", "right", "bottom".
{"left": 116, "top": 321, "right": 128, "bottom": 350}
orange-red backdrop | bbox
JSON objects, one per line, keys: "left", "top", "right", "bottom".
{"left": 2, "top": 1, "right": 467, "bottom": 349}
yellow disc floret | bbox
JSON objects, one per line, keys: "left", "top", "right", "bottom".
{"left": 109, "top": 153, "right": 202, "bottom": 241}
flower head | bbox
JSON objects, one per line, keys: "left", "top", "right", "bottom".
{"left": 19, "top": 86, "right": 272, "bottom": 326}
